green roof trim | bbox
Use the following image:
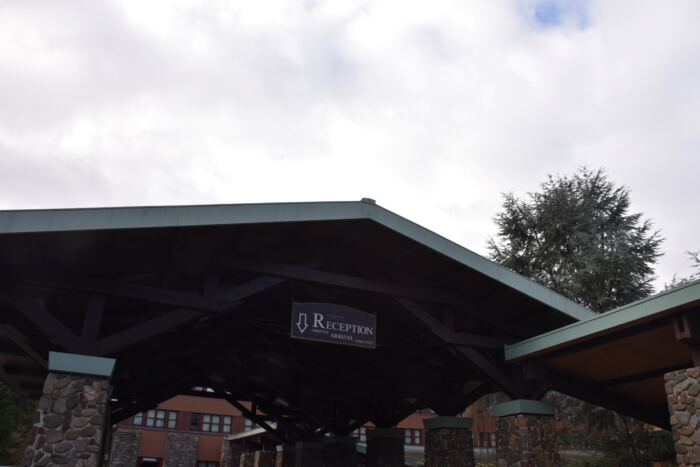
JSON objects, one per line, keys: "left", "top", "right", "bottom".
{"left": 423, "top": 416, "right": 473, "bottom": 430}
{"left": 48, "top": 351, "right": 116, "bottom": 378}
{"left": 0, "top": 200, "right": 594, "bottom": 322}
{"left": 505, "top": 279, "right": 700, "bottom": 362}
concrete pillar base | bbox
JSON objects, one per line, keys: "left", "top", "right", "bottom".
{"left": 665, "top": 367, "right": 700, "bottom": 466}
{"left": 22, "top": 352, "right": 115, "bottom": 467}
{"left": 366, "top": 428, "right": 405, "bottom": 467}
{"left": 322, "top": 436, "right": 358, "bottom": 467}
{"left": 294, "top": 441, "right": 322, "bottom": 467}
{"left": 423, "top": 417, "right": 475, "bottom": 467}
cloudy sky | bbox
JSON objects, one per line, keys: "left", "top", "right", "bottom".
{"left": 1, "top": 0, "right": 698, "bottom": 290}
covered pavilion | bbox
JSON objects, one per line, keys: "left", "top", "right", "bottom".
{"left": 0, "top": 199, "right": 694, "bottom": 466}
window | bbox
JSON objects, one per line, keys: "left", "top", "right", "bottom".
{"left": 197, "top": 462, "right": 217, "bottom": 467}
{"left": 167, "top": 412, "right": 177, "bottom": 430}
{"left": 414, "top": 429, "right": 421, "bottom": 445}
{"left": 405, "top": 430, "right": 412, "bottom": 444}
{"left": 359, "top": 427, "right": 366, "bottom": 442}
{"left": 134, "top": 410, "right": 176, "bottom": 429}
{"left": 244, "top": 419, "right": 257, "bottom": 432}
{"left": 202, "top": 414, "right": 211, "bottom": 432}
{"left": 193, "top": 413, "right": 233, "bottom": 433}
{"left": 491, "top": 432, "right": 496, "bottom": 448}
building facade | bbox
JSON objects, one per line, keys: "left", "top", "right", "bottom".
{"left": 108, "top": 396, "right": 497, "bottom": 466}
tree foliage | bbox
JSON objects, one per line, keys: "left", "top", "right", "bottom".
{"left": 665, "top": 250, "right": 700, "bottom": 290}
{"left": 488, "top": 167, "right": 671, "bottom": 464}
{"left": 0, "top": 381, "right": 34, "bottom": 463}
{"left": 488, "top": 167, "right": 662, "bottom": 313}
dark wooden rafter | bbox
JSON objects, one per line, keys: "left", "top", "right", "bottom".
{"left": 219, "top": 256, "right": 529, "bottom": 337}
{"left": 674, "top": 313, "right": 700, "bottom": 366}
{"left": 523, "top": 361, "right": 669, "bottom": 428}
{"left": 112, "top": 377, "right": 198, "bottom": 423}
{"left": 601, "top": 363, "right": 690, "bottom": 387}
{"left": 0, "top": 289, "right": 82, "bottom": 353}
{"left": 0, "top": 266, "right": 237, "bottom": 313}
{"left": 216, "top": 393, "right": 289, "bottom": 441}
{"left": 0, "top": 324, "right": 48, "bottom": 368}
{"left": 394, "top": 297, "right": 520, "bottom": 398}
{"left": 81, "top": 294, "right": 105, "bottom": 354}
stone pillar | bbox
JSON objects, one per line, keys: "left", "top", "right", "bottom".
{"left": 164, "top": 432, "right": 199, "bottom": 467}
{"left": 294, "top": 441, "right": 322, "bottom": 467}
{"left": 665, "top": 367, "right": 700, "bottom": 466}
{"left": 221, "top": 440, "right": 233, "bottom": 467}
{"left": 423, "top": 417, "right": 475, "bottom": 467}
{"left": 241, "top": 452, "right": 256, "bottom": 467}
{"left": 22, "top": 351, "right": 115, "bottom": 467}
{"left": 493, "top": 399, "right": 560, "bottom": 467}
{"left": 366, "top": 428, "right": 405, "bottom": 467}
{"left": 254, "top": 450, "right": 277, "bottom": 467}
{"left": 108, "top": 428, "right": 141, "bottom": 467}
{"left": 276, "top": 445, "right": 296, "bottom": 467}
{"left": 322, "top": 436, "right": 358, "bottom": 467}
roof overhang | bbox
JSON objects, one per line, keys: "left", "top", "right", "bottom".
{"left": 505, "top": 280, "right": 700, "bottom": 427}
{"left": 0, "top": 200, "right": 595, "bottom": 440}
{"left": 0, "top": 200, "right": 593, "bottom": 323}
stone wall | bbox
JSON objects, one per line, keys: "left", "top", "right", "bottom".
{"left": 665, "top": 367, "right": 700, "bottom": 466}
{"left": 108, "top": 428, "right": 141, "bottom": 467}
{"left": 496, "top": 415, "right": 559, "bottom": 467}
{"left": 163, "top": 432, "right": 199, "bottom": 467}
{"left": 22, "top": 372, "right": 110, "bottom": 467}
{"left": 424, "top": 427, "right": 475, "bottom": 467}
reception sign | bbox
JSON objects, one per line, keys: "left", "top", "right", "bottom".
{"left": 290, "top": 302, "right": 376, "bottom": 349}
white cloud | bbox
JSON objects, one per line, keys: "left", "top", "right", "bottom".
{"left": 1, "top": 0, "right": 699, "bottom": 290}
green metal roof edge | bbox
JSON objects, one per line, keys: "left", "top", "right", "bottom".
{"left": 505, "top": 279, "right": 700, "bottom": 361}
{"left": 0, "top": 200, "right": 594, "bottom": 322}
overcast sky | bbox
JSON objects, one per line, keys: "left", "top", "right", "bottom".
{"left": 1, "top": 0, "right": 698, "bottom": 291}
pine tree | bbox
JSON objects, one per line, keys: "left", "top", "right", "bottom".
{"left": 488, "top": 167, "right": 671, "bottom": 465}
{"left": 488, "top": 167, "right": 662, "bottom": 313}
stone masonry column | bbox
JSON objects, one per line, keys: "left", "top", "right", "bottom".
{"left": 108, "top": 428, "right": 141, "bottom": 467}
{"left": 365, "top": 428, "right": 405, "bottom": 467}
{"left": 241, "top": 452, "right": 257, "bottom": 467}
{"left": 164, "top": 432, "right": 199, "bottom": 467}
{"left": 322, "top": 436, "right": 358, "bottom": 467}
{"left": 423, "top": 416, "right": 475, "bottom": 467}
{"left": 22, "top": 351, "right": 115, "bottom": 467}
{"left": 665, "top": 367, "right": 700, "bottom": 466}
{"left": 493, "top": 399, "right": 560, "bottom": 467}
{"left": 294, "top": 441, "right": 322, "bottom": 467}
{"left": 276, "top": 445, "right": 296, "bottom": 467}
{"left": 254, "top": 450, "right": 277, "bottom": 467}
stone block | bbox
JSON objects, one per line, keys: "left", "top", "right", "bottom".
{"left": 22, "top": 371, "right": 110, "bottom": 467}
{"left": 495, "top": 413, "right": 560, "bottom": 467}
{"left": 423, "top": 417, "right": 475, "bottom": 467}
